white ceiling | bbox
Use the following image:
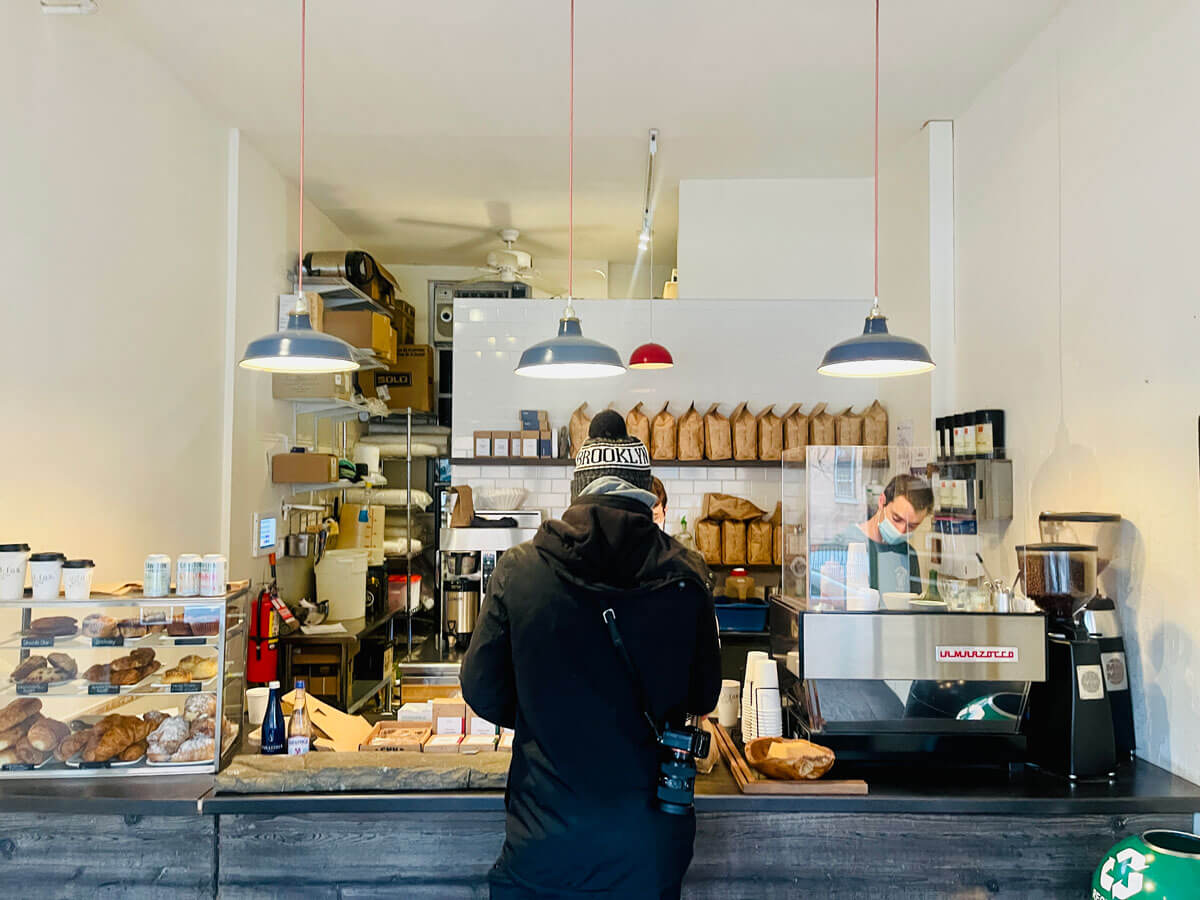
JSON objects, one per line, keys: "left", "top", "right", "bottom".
{"left": 106, "top": 0, "right": 1062, "bottom": 265}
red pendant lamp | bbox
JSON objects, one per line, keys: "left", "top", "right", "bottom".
{"left": 629, "top": 129, "right": 674, "bottom": 371}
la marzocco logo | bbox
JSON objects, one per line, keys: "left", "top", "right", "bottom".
{"left": 935, "top": 646, "right": 1019, "bottom": 663}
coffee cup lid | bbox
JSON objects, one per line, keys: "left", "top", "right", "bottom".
{"left": 30, "top": 552, "right": 66, "bottom": 562}
{"left": 63, "top": 559, "right": 95, "bottom": 568}
{"left": 0, "top": 544, "right": 30, "bottom": 553}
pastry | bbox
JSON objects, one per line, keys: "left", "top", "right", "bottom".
{"left": 18, "top": 665, "right": 63, "bottom": 685}
{"left": 83, "top": 716, "right": 152, "bottom": 762}
{"left": 0, "top": 749, "right": 20, "bottom": 766}
{"left": 745, "top": 737, "right": 837, "bottom": 781}
{"left": 0, "top": 697, "right": 43, "bottom": 732}
{"left": 166, "top": 622, "right": 193, "bottom": 637}
{"left": 141, "top": 661, "right": 162, "bottom": 678}
{"left": 178, "top": 654, "right": 205, "bottom": 671}
{"left": 190, "top": 620, "right": 219, "bottom": 637}
{"left": 190, "top": 716, "right": 216, "bottom": 738}
{"left": 192, "top": 658, "right": 217, "bottom": 679}
{"left": 81, "top": 614, "right": 117, "bottom": 638}
{"left": 28, "top": 616, "right": 77, "bottom": 636}
{"left": 109, "top": 666, "right": 143, "bottom": 686}
{"left": 163, "top": 666, "right": 191, "bottom": 684}
{"left": 147, "top": 745, "right": 173, "bottom": 763}
{"left": 47, "top": 652, "right": 77, "bottom": 679}
{"left": 170, "top": 733, "right": 214, "bottom": 763}
{"left": 146, "top": 623, "right": 167, "bottom": 634}
{"left": 54, "top": 729, "right": 90, "bottom": 762}
{"left": 110, "top": 654, "right": 141, "bottom": 672}
{"left": 148, "top": 716, "right": 190, "bottom": 754}
{"left": 117, "top": 620, "right": 147, "bottom": 638}
{"left": 184, "top": 693, "right": 216, "bottom": 722}
{"left": 10, "top": 656, "right": 47, "bottom": 682}
{"left": 14, "top": 736, "right": 50, "bottom": 766}
{"left": 0, "top": 715, "right": 39, "bottom": 750}
{"left": 142, "top": 710, "right": 169, "bottom": 727}
{"left": 130, "top": 647, "right": 156, "bottom": 665}
{"left": 83, "top": 664, "right": 111, "bottom": 683}
{"left": 119, "top": 739, "right": 148, "bottom": 762}
{"left": 26, "top": 718, "right": 70, "bottom": 752}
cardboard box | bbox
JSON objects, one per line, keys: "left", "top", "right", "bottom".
{"left": 398, "top": 701, "right": 434, "bottom": 722}
{"left": 460, "top": 734, "right": 498, "bottom": 754}
{"left": 393, "top": 299, "right": 416, "bottom": 344}
{"left": 520, "top": 410, "right": 550, "bottom": 431}
{"left": 491, "top": 431, "right": 510, "bottom": 457}
{"left": 509, "top": 431, "right": 524, "bottom": 458}
{"left": 521, "top": 431, "right": 539, "bottom": 457}
{"left": 324, "top": 310, "right": 392, "bottom": 356}
{"left": 366, "top": 345, "right": 434, "bottom": 412}
{"left": 474, "top": 431, "right": 492, "bottom": 457}
{"left": 466, "top": 707, "right": 498, "bottom": 736}
{"left": 423, "top": 734, "right": 463, "bottom": 754}
{"left": 278, "top": 292, "right": 325, "bottom": 332}
{"left": 359, "top": 721, "right": 430, "bottom": 752}
{"left": 271, "top": 371, "right": 353, "bottom": 401}
{"left": 538, "top": 431, "right": 553, "bottom": 458}
{"left": 272, "top": 452, "right": 337, "bottom": 484}
{"left": 384, "top": 327, "right": 398, "bottom": 364}
{"left": 431, "top": 697, "right": 466, "bottom": 735}
{"left": 498, "top": 733, "right": 514, "bottom": 753}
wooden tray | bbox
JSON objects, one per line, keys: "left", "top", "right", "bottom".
{"left": 711, "top": 723, "right": 867, "bottom": 795}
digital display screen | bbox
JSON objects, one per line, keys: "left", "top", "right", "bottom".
{"left": 257, "top": 516, "right": 277, "bottom": 551}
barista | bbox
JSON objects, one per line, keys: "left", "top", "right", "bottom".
{"left": 836, "top": 474, "right": 934, "bottom": 595}
{"left": 651, "top": 477, "right": 668, "bottom": 529}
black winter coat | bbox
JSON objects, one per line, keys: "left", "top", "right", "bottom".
{"left": 461, "top": 493, "right": 723, "bottom": 897}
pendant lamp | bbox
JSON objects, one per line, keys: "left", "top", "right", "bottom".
{"left": 240, "top": 0, "right": 357, "bottom": 375}
{"left": 818, "top": 0, "right": 933, "bottom": 379}
{"left": 629, "top": 130, "right": 674, "bottom": 370}
{"left": 514, "top": 0, "right": 624, "bottom": 380}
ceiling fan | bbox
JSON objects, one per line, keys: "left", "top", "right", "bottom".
{"left": 455, "top": 228, "right": 562, "bottom": 293}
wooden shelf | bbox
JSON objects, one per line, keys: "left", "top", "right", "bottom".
{"left": 451, "top": 458, "right": 782, "bottom": 469}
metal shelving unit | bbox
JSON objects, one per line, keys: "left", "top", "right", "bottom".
{"left": 291, "top": 273, "right": 393, "bottom": 317}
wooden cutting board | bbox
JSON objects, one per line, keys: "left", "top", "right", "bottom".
{"left": 711, "top": 723, "right": 867, "bottom": 795}
{"left": 281, "top": 690, "right": 373, "bottom": 752}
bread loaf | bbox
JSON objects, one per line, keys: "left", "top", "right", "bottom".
{"left": 0, "top": 698, "right": 42, "bottom": 733}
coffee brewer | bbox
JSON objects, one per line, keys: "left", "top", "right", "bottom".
{"left": 1017, "top": 542, "right": 1117, "bottom": 780}
{"left": 1038, "top": 512, "right": 1134, "bottom": 760}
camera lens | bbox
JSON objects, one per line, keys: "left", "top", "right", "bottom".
{"left": 657, "top": 757, "right": 697, "bottom": 815}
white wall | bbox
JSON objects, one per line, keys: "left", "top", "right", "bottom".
{"left": 0, "top": 4, "right": 229, "bottom": 582}
{"left": 954, "top": 0, "right": 1200, "bottom": 781}
{"left": 226, "top": 135, "right": 353, "bottom": 583}
{"left": 676, "top": 178, "right": 873, "bottom": 300}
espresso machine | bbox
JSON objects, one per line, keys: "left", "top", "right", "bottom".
{"left": 438, "top": 524, "right": 520, "bottom": 651}
{"left": 1038, "top": 512, "right": 1134, "bottom": 760}
{"left": 1017, "top": 542, "right": 1117, "bottom": 780}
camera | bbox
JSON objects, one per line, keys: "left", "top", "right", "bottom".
{"left": 656, "top": 724, "right": 711, "bottom": 816}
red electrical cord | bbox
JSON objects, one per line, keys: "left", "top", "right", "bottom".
{"left": 568, "top": 0, "right": 575, "bottom": 299}
{"left": 873, "top": 0, "right": 879, "bottom": 301}
{"left": 298, "top": 0, "right": 307, "bottom": 295}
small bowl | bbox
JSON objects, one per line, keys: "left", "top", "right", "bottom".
{"left": 883, "top": 592, "right": 918, "bottom": 611}
{"left": 909, "top": 599, "right": 948, "bottom": 612}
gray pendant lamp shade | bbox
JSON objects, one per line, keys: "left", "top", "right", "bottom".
{"left": 817, "top": 302, "right": 935, "bottom": 378}
{"left": 514, "top": 305, "right": 625, "bottom": 379}
{"left": 239, "top": 298, "right": 359, "bottom": 374}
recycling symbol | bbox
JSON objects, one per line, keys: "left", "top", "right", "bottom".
{"left": 1098, "top": 847, "right": 1147, "bottom": 900}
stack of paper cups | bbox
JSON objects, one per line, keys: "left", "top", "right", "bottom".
{"left": 845, "top": 542, "right": 870, "bottom": 594}
{"left": 742, "top": 651, "right": 768, "bottom": 741}
{"left": 752, "top": 658, "right": 783, "bottom": 738}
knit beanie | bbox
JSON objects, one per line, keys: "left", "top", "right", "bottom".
{"left": 572, "top": 410, "right": 653, "bottom": 499}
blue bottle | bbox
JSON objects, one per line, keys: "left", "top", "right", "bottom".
{"left": 260, "top": 679, "right": 286, "bottom": 755}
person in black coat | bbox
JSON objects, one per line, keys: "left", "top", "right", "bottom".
{"left": 461, "top": 411, "right": 723, "bottom": 899}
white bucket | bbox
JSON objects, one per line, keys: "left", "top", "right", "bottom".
{"left": 315, "top": 549, "right": 369, "bottom": 621}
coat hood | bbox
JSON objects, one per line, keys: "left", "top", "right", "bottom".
{"left": 533, "top": 494, "right": 708, "bottom": 592}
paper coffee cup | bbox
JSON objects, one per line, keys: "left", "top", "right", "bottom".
{"left": 29, "top": 552, "right": 65, "bottom": 601}
{"left": 61, "top": 559, "right": 95, "bottom": 601}
{"left": 717, "top": 679, "right": 740, "bottom": 728}
{"left": 247, "top": 687, "right": 271, "bottom": 726}
{"left": 0, "top": 544, "right": 30, "bottom": 600}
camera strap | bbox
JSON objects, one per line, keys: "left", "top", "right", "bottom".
{"left": 601, "top": 607, "right": 662, "bottom": 741}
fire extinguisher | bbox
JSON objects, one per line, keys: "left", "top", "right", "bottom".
{"left": 247, "top": 553, "right": 296, "bottom": 683}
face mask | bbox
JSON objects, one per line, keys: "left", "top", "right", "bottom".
{"left": 878, "top": 512, "right": 908, "bottom": 545}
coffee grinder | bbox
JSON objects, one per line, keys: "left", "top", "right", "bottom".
{"left": 1017, "top": 542, "right": 1117, "bottom": 780}
{"left": 1039, "top": 512, "right": 1134, "bottom": 760}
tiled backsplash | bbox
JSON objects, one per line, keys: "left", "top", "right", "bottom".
{"left": 452, "top": 462, "right": 783, "bottom": 533}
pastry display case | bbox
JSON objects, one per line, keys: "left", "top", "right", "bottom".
{"left": 0, "top": 583, "right": 248, "bottom": 777}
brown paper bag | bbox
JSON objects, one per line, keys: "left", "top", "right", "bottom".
{"left": 773, "top": 524, "right": 783, "bottom": 566}
{"left": 862, "top": 400, "right": 889, "bottom": 463}
{"left": 809, "top": 402, "right": 835, "bottom": 445}
{"left": 449, "top": 486, "right": 475, "bottom": 527}
{"left": 651, "top": 403, "right": 677, "bottom": 460}
{"left": 625, "top": 402, "right": 651, "bottom": 452}
{"left": 782, "top": 404, "right": 811, "bottom": 459}
{"left": 703, "top": 404, "right": 732, "bottom": 461}
{"left": 767, "top": 501, "right": 783, "bottom": 526}
{"left": 569, "top": 403, "right": 591, "bottom": 457}
{"left": 835, "top": 407, "right": 863, "bottom": 445}
{"left": 678, "top": 404, "right": 705, "bottom": 460}
{"left": 757, "top": 406, "right": 783, "bottom": 461}
{"left": 747, "top": 519, "right": 773, "bottom": 566}
{"left": 730, "top": 402, "right": 758, "bottom": 461}
{"left": 702, "top": 493, "right": 767, "bottom": 521}
{"left": 722, "top": 520, "right": 747, "bottom": 566}
{"left": 695, "top": 518, "right": 722, "bottom": 566}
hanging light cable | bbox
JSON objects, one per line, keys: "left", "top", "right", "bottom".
{"left": 515, "top": 0, "right": 624, "bottom": 379}
{"left": 630, "top": 128, "right": 674, "bottom": 370}
{"left": 240, "top": 0, "right": 357, "bottom": 375}
{"left": 818, "top": 0, "right": 934, "bottom": 378}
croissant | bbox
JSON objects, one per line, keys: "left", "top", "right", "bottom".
{"left": 119, "top": 739, "right": 148, "bottom": 762}
{"left": 84, "top": 719, "right": 140, "bottom": 762}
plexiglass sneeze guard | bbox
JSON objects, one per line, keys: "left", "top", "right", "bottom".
{"left": 776, "top": 447, "right": 1045, "bottom": 745}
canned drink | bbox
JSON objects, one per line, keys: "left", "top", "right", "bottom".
{"left": 176, "top": 554, "right": 202, "bottom": 597}
{"left": 200, "top": 554, "right": 227, "bottom": 597}
{"left": 144, "top": 554, "right": 171, "bottom": 598}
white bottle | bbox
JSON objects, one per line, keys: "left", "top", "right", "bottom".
{"left": 287, "top": 679, "right": 312, "bottom": 755}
